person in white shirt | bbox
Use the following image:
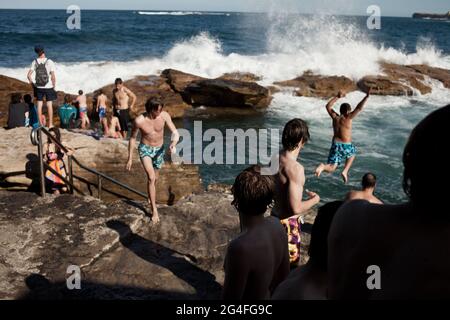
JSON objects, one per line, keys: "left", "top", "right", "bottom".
{"left": 27, "top": 45, "right": 57, "bottom": 128}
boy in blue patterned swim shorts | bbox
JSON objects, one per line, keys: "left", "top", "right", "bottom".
{"left": 126, "top": 97, "right": 179, "bottom": 224}
{"left": 315, "top": 88, "right": 371, "bottom": 183}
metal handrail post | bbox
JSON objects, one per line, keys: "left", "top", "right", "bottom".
{"left": 33, "top": 127, "right": 148, "bottom": 200}
{"left": 68, "top": 156, "right": 74, "bottom": 194}
{"left": 97, "top": 175, "right": 102, "bottom": 200}
{"left": 37, "top": 129, "right": 46, "bottom": 197}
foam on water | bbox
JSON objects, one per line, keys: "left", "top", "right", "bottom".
{"left": 137, "top": 11, "right": 231, "bottom": 16}
{"left": 0, "top": 13, "right": 449, "bottom": 105}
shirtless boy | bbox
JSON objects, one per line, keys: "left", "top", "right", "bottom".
{"left": 223, "top": 166, "right": 289, "bottom": 300}
{"left": 315, "top": 89, "right": 371, "bottom": 183}
{"left": 272, "top": 119, "right": 320, "bottom": 265}
{"left": 76, "top": 90, "right": 90, "bottom": 129}
{"left": 273, "top": 119, "right": 321, "bottom": 220}
{"left": 345, "top": 172, "right": 383, "bottom": 204}
{"left": 96, "top": 90, "right": 108, "bottom": 122}
{"left": 126, "top": 98, "right": 179, "bottom": 223}
{"left": 113, "top": 78, "right": 136, "bottom": 139}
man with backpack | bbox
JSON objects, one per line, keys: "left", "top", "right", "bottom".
{"left": 27, "top": 45, "right": 57, "bottom": 128}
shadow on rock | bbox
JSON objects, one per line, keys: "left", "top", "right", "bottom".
{"left": 106, "top": 220, "right": 222, "bottom": 299}
{"left": 19, "top": 274, "right": 197, "bottom": 300}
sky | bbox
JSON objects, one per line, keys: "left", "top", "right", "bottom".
{"left": 0, "top": 0, "right": 449, "bottom": 17}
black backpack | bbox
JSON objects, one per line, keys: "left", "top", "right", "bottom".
{"left": 35, "top": 59, "right": 49, "bottom": 87}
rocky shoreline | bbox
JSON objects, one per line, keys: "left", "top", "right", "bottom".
{"left": 0, "top": 127, "right": 203, "bottom": 203}
{"left": 1, "top": 62, "right": 450, "bottom": 127}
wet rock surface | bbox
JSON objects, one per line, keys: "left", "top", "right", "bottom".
{"left": 274, "top": 73, "right": 358, "bottom": 98}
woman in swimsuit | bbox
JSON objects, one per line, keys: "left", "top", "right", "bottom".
{"left": 102, "top": 108, "right": 122, "bottom": 139}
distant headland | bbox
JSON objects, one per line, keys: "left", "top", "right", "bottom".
{"left": 412, "top": 11, "right": 450, "bottom": 20}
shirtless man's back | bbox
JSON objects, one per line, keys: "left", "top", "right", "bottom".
{"left": 223, "top": 166, "right": 289, "bottom": 300}
{"left": 224, "top": 216, "right": 289, "bottom": 299}
{"left": 346, "top": 190, "right": 383, "bottom": 204}
{"left": 76, "top": 90, "right": 90, "bottom": 129}
{"left": 102, "top": 113, "right": 121, "bottom": 138}
{"left": 96, "top": 91, "right": 108, "bottom": 121}
{"left": 76, "top": 91, "right": 87, "bottom": 108}
{"left": 329, "top": 201, "right": 450, "bottom": 299}
{"left": 345, "top": 173, "right": 383, "bottom": 204}
{"left": 315, "top": 89, "right": 371, "bottom": 183}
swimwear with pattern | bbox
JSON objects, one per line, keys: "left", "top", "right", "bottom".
{"left": 327, "top": 140, "right": 356, "bottom": 166}
{"left": 280, "top": 216, "right": 302, "bottom": 265}
{"left": 138, "top": 143, "right": 165, "bottom": 169}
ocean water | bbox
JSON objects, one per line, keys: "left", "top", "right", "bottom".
{"left": 1, "top": 9, "right": 450, "bottom": 204}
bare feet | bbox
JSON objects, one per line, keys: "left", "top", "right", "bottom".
{"left": 151, "top": 208, "right": 160, "bottom": 224}
{"left": 151, "top": 213, "right": 160, "bottom": 224}
{"left": 341, "top": 171, "right": 349, "bottom": 184}
{"left": 315, "top": 164, "right": 325, "bottom": 177}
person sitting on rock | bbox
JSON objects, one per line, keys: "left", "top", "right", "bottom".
{"left": 223, "top": 166, "right": 290, "bottom": 300}
{"left": 102, "top": 108, "right": 121, "bottom": 139}
{"left": 272, "top": 201, "right": 343, "bottom": 300}
{"left": 58, "top": 95, "right": 77, "bottom": 129}
{"left": 315, "top": 88, "right": 371, "bottom": 184}
{"left": 328, "top": 105, "right": 450, "bottom": 299}
{"left": 7, "top": 93, "right": 29, "bottom": 129}
{"left": 43, "top": 127, "right": 74, "bottom": 194}
{"left": 24, "top": 94, "right": 41, "bottom": 129}
{"left": 345, "top": 172, "right": 383, "bottom": 204}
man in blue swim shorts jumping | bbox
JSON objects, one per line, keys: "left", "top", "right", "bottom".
{"left": 126, "top": 97, "right": 179, "bottom": 223}
{"left": 315, "top": 88, "right": 371, "bottom": 184}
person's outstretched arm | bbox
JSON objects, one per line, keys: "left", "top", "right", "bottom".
{"left": 326, "top": 90, "right": 345, "bottom": 119}
{"left": 349, "top": 88, "right": 371, "bottom": 119}
{"left": 126, "top": 120, "right": 139, "bottom": 170}
{"left": 163, "top": 111, "right": 179, "bottom": 154}
{"left": 125, "top": 87, "right": 137, "bottom": 111}
{"left": 27, "top": 61, "right": 35, "bottom": 85}
{"left": 287, "top": 165, "right": 320, "bottom": 217}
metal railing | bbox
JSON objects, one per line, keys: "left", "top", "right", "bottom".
{"left": 31, "top": 127, "right": 147, "bottom": 200}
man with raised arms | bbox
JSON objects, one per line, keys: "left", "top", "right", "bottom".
{"left": 315, "top": 89, "right": 371, "bottom": 183}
